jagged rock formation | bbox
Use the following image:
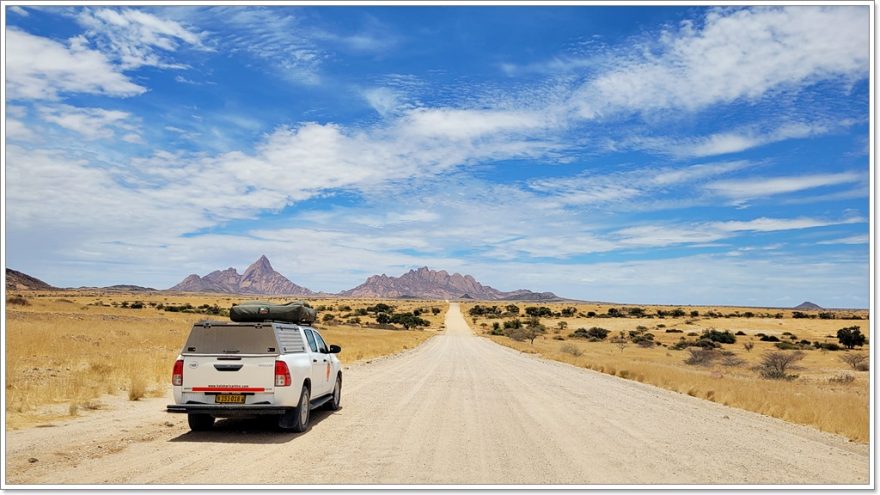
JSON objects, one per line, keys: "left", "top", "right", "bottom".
{"left": 169, "top": 255, "right": 313, "bottom": 295}
{"left": 339, "top": 266, "right": 558, "bottom": 301}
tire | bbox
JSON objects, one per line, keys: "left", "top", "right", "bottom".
{"left": 278, "top": 384, "right": 310, "bottom": 432}
{"left": 325, "top": 375, "right": 342, "bottom": 411}
{"left": 187, "top": 413, "right": 214, "bottom": 431}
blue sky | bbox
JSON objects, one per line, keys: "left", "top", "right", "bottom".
{"left": 3, "top": 4, "right": 871, "bottom": 307}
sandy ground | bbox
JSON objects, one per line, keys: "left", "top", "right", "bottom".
{"left": 4, "top": 304, "right": 870, "bottom": 486}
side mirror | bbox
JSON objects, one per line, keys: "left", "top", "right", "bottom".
{"left": 328, "top": 344, "right": 341, "bottom": 354}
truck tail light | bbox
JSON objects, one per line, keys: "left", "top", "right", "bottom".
{"left": 275, "top": 360, "right": 291, "bottom": 387}
{"left": 172, "top": 359, "right": 184, "bottom": 386}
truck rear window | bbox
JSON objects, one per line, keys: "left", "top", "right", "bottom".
{"left": 182, "top": 324, "right": 279, "bottom": 354}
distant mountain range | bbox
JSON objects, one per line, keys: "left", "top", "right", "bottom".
{"left": 169, "top": 255, "right": 314, "bottom": 296}
{"left": 167, "top": 257, "right": 558, "bottom": 300}
{"left": 339, "top": 266, "right": 559, "bottom": 301}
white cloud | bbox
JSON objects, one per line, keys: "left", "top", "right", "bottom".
{"left": 6, "top": 118, "right": 36, "bottom": 142}
{"left": 613, "top": 216, "right": 862, "bottom": 249}
{"left": 572, "top": 6, "right": 868, "bottom": 118}
{"left": 10, "top": 5, "right": 29, "bottom": 16}
{"left": 816, "top": 235, "right": 869, "bottom": 245}
{"left": 399, "top": 108, "right": 548, "bottom": 140}
{"left": 363, "top": 87, "right": 407, "bottom": 117}
{"left": 705, "top": 171, "right": 863, "bottom": 201}
{"left": 6, "top": 29, "right": 145, "bottom": 100}
{"left": 529, "top": 161, "right": 749, "bottom": 207}
{"left": 712, "top": 216, "right": 862, "bottom": 233}
{"left": 76, "top": 8, "right": 206, "bottom": 69}
{"left": 669, "top": 121, "right": 839, "bottom": 158}
{"left": 37, "top": 104, "right": 140, "bottom": 141}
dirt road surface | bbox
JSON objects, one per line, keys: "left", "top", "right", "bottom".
{"left": 5, "top": 304, "right": 869, "bottom": 485}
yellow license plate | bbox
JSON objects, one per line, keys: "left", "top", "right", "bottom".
{"left": 215, "top": 394, "right": 246, "bottom": 404}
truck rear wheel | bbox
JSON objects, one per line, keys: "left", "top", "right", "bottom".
{"left": 278, "top": 384, "right": 310, "bottom": 432}
{"left": 187, "top": 413, "right": 214, "bottom": 431}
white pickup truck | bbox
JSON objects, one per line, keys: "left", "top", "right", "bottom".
{"left": 167, "top": 320, "right": 342, "bottom": 432}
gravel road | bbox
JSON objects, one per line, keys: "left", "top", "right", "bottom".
{"left": 5, "top": 303, "right": 869, "bottom": 485}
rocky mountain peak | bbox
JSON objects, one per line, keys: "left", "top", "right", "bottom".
{"left": 169, "top": 256, "right": 313, "bottom": 295}
{"left": 339, "top": 266, "right": 559, "bottom": 300}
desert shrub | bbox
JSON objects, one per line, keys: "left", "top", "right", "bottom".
{"left": 814, "top": 342, "right": 841, "bottom": 351}
{"left": 553, "top": 335, "right": 564, "bottom": 341}
{"left": 759, "top": 335, "right": 780, "bottom": 342}
{"left": 828, "top": 373, "right": 855, "bottom": 384}
{"left": 586, "top": 311, "right": 596, "bottom": 317}
{"left": 702, "top": 329, "right": 736, "bottom": 344}
{"left": 686, "top": 332, "right": 698, "bottom": 337}
{"left": 636, "top": 339, "right": 656, "bottom": 348}
{"left": 720, "top": 353, "right": 746, "bottom": 367}
{"left": 665, "top": 328, "right": 683, "bottom": 333}
{"left": 524, "top": 306, "right": 552, "bottom": 317}
{"left": 774, "top": 341, "right": 799, "bottom": 350}
{"left": 569, "top": 327, "right": 609, "bottom": 340}
{"left": 754, "top": 351, "right": 805, "bottom": 380}
{"left": 7, "top": 295, "right": 30, "bottom": 306}
{"left": 839, "top": 353, "right": 869, "bottom": 371}
{"left": 432, "top": 307, "right": 441, "bottom": 315}
{"left": 560, "top": 343, "right": 582, "bottom": 356}
{"left": 684, "top": 348, "right": 718, "bottom": 366}
{"left": 390, "top": 312, "right": 429, "bottom": 329}
{"left": 128, "top": 376, "right": 146, "bottom": 401}
{"left": 818, "top": 312, "right": 835, "bottom": 320}
{"left": 561, "top": 307, "right": 578, "bottom": 317}
{"left": 695, "top": 339, "right": 719, "bottom": 349}
{"left": 836, "top": 326, "right": 866, "bottom": 349}
{"left": 743, "top": 341, "right": 754, "bottom": 352}
{"left": 735, "top": 330, "right": 746, "bottom": 336}
{"left": 503, "top": 319, "right": 523, "bottom": 329}
{"left": 322, "top": 313, "right": 336, "bottom": 322}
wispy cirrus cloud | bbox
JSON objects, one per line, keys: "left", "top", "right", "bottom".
{"left": 37, "top": 104, "right": 140, "bottom": 141}
{"left": 704, "top": 171, "right": 864, "bottom": 202}
{"left": 76, "top": 8, "right": 207, "bottom": 69}
{"left": 529, "top": 161, "right": 750, "bottom": 207}
{"left": 816, "top": 234, "right": 869, "bottom": 245}
{"left": 614, "top": 216, "right": 863, "bottom": 248}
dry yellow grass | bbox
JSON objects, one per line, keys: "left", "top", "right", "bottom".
{"left": 5, "top": 291, "right": 439, "bottom": 428}
{"left": 463, "top": 302, "right": 870, "bottom": 442}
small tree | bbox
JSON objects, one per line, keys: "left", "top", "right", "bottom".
{"left": 754, "top": 351, "right": 805, "bottom": 380}
{"left": 743, "top": 341, "right": 754, "bottom": 353}
{"left": 611, "top": 331, "right": 627, "bottom": 352}
{"left": 557, "top": 321, "right": 568, "bottom": 332}
{"left": 839, "top": 353, "right": 869, "bottom": 371}
{"left": 836, "top": 326, "right": 866, "bottom": 349}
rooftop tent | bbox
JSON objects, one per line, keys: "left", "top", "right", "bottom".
{"left": 229, "top": 301, "right": 316, "bottom": 324}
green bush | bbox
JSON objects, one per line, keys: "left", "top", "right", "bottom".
{"left": 701, "top": 329, "right": 736, "bottom": 344}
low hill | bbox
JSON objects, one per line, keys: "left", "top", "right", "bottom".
{"left": 794, "top": 301, "right": 823, "bottom": 310}
{"left": 5, "top": 268, "right": 56, "bottom": 291}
